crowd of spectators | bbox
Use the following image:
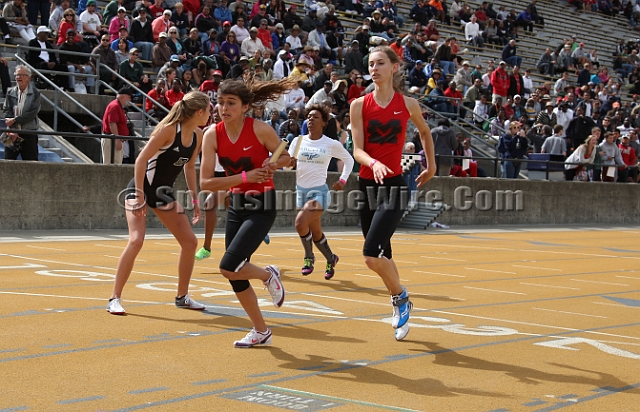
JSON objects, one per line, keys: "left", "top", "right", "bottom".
{"left": 3, "top": 0, "right": 640, "bottom": 181}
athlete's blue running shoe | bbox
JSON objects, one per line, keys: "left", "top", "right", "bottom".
{"left": 263, "top": 234, "right": 271, "bottom": 245}
{"left": 391, "top": 287, "right": 412, "bottom": 329}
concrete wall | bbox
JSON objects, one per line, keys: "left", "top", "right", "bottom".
{"left": 1, "top": 161, "right": 639, "bottom": 230}
{"left": 0, "top": 162, "right": 359, "bottom": 230}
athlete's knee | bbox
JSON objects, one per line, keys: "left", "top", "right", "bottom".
{"left": 229, "top": 279, "right": 250, "bottom": 293}
{"left": 363, "top": 255, "right": 382, "bottom": 271}
{"left": 219, "top": 252, "right": 247, "bottom": 278}
{"left": 127, "top": 233, "right": 145, "bottom": 252}
{"left": 179, "top": 232, "right": 198, "bottom": 252}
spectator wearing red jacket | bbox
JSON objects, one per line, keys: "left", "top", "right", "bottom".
{"left": 165, "top": 79, "right": 185, "bottom": 108}
{"left": 490, "top": 60, "right": 510, "bottom": 104}
{"left": 444, "top": 81, "right": 466, "bottom": 118}
{"left": 618, "top": 134, "right": 638, "bottom": 182}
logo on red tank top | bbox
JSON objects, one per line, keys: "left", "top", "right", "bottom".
{"left": 367, "top": 119, "right": 402, "bottom": 145}
{"left": 219, "top": 157, "right": 254, "bottom": 175}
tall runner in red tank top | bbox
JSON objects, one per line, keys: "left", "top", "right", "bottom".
{"left": 359, "top": 92, "right": 411, "bottom": 180}
{"left": 200, "top": 77, "right": 296, "bottom": 348}
{"left": 350, "top": 46, "right": 437, "bottom": 341}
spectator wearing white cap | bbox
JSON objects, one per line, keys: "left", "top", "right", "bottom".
{"left": 241, "top": 26, "right": 265, "bottom": 57}
{"left": 108, "top": 6, "right": 130, "bottom": 42}
{"left": 454, "top": 61, "right": 472, "bottom": 94}
{"left": 151, "top": 8, "right": 173, "bottom": 42}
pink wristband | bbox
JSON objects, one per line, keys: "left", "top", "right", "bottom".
{"left": 241, "top": 171, "right": 247, "bottom": 184}
{"left": 369, "top": 159, "right": 378, "bottom": 168}
{"left": 339, "top": 179, "right": 346, "bottom": 185}
{"left": 192, "top": 199, "right": 199, "bottom": 205}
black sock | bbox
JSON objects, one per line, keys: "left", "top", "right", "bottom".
{"left": 314, "top": 234, "right": 334, "bottom": 261}
{"left": 300, "top": 231, "right": 314, "bottom": 258}
{"left": 176, "top": 295, "right": 186, "bottom": 300}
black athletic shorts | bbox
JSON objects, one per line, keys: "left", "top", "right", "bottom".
{"left": 358, "top": 174, "right": 409, "bottom": 259}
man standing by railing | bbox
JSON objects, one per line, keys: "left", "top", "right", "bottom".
{"left": 101, "top": 86, "right": 133, "bottom": 164}
{"left": 3, "top": 65, "right": 41, "bottom": 161}
{"left": 92, "top": 34, "right": 119, "bottom": 93}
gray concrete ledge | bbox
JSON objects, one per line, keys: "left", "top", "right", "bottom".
{"left": 1, "top": 161, "right": 639, "bottom": 230}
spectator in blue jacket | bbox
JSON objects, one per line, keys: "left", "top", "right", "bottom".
{"left": 409, "top": 60, "right": 428, "bottom": 93}
{"left": 214, "top": 0, "right": 232, "bottom": 28}
{"left": 498, "top": 121, "right": 528, "bottom": 178}
{"left": 501, "top": 39, "right": 522, "bottom": 68}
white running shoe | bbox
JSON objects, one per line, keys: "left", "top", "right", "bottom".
{"left": 234, "top": 328, "right": 272, "bottom": 348}
{"left": 107, "top": 298, "right": 126, "bottom": 315}
{"left": 395, "top": 323, "right": 410, "bottom": 341}
{"left": 175, "top": 294, "right": 206, "bottom": 310}
{"left": 264, "top": 265, "right": 285, "bottom": 307}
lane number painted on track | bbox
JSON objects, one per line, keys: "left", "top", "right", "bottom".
{"left": 35, "top": 269, "right": 115, "bottom": 282}
{"left": 535, "top": 337, "right": 640, "bottom": 360}
{"left": 380, "top": 315, "right": 640, "bottom": 360}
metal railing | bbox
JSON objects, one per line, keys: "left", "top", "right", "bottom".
{"left": 13, "top": 57, "right": 103, "bottom": 129}
{"left": 99, "top": 63, "right": 170, "bottom": 138}
{"left": 17, "top": 45, "right": 101, "bottom": 95}
{"left": 433, "top": 153, "right": 626, "bottom": 181}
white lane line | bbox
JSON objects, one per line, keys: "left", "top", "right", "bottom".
{"left": 393, "top": 260, "right": 415, "bottom": 264}
{"left": 532, "top": 307, "right": 608, "bottom": 319}
{"left": 103, "top": 255, "right": 146, "bottom": 262}
{"left": 0, "top": 263, "right": 47, "bottom": 270}
{"left": 338, "top": 262, "right": 363, "bottom": 267}
{"left": 94, "top": 243, "right": 125, "bottom": 249}
{"left": 464, "top": 286, "right": 526, "bottom": 295}
{"left": 0, "top": 252, "right": 227, "bottom": 285}
{"left": 570, "top": 279, "right": 629, "bottom": 286}
{"left": 154, "top": 242, "right": 178, "bottom": 247}
{"left": 616, "top": 276, "right": 640, "bottom": 280}
{"left": 299, "top": 292, "right": 389, "bottom": 307}
{"left": 420, "top": 256, "right": 466, "bottom": 262}
{"left": 432, "top": 310, "right": 640, "bottom": 341}
{"left": 465, "top": 267, "right": 517, "bottom": 274}
{"left": 253, "top": 253, "right": 273, "bottom": 257}
{"left": 520, "top": 282, "right": 581, "bottom": 291}
{"left": 412, "top": 292, "right": 466, "bottom": 301}
{"left": 0, "top": 290, "right": 161, "bottom": 305}
{"left": 354, "top": 273, "right": 378, "bottom": 278}
{"left": 338, "top": 247, "right": 363, "bottom": 252}
{"left": 512, "top": 264, "right": 563, "bottom": 272}
{"left": 520, "top": 249, "right": 640, "bottom": 260}
{"left": 25, "top": 245, "right": 66, "bottom": 251}
{"left": 286, "top": 249, "right": 299, "bottom": 252}
{"left": 354, "top": 273, "right": 408, "bottom": 281}
{"left": 413, "top": 270, "right": 465, "bottom": 278}
{"left": 418, "top": 242, "right": 514, "bottom": 251}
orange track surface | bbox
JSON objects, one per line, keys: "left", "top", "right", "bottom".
{"left": 1, "top": 227, "right": 639, "bottom": 411}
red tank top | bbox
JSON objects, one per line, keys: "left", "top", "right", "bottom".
{"left": 360, "top": 92, "right": 410, "bottom": 180}
{"left": 216, "top": 117, "right": 275, "bottom": 194}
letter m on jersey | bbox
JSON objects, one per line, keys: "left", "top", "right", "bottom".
{"left": 367, "top": 119, "right": 401, "bottom": 145}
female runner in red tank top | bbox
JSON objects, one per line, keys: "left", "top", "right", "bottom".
{"left": 350, "top": 46, "right": 437, "bottom": 341}
{"left": 200, "top": 77, "right": 296, "bottom": 348}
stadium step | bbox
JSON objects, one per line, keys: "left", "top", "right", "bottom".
{"left": 399, "top": 201, "right": 448, "bottom": 230}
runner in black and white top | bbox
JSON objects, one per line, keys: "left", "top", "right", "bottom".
{"left": 107, "top": 91, "right": 211, "bottom": 315}
{"left": 289, "top": 104, "right": 354, "bottom": 280}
